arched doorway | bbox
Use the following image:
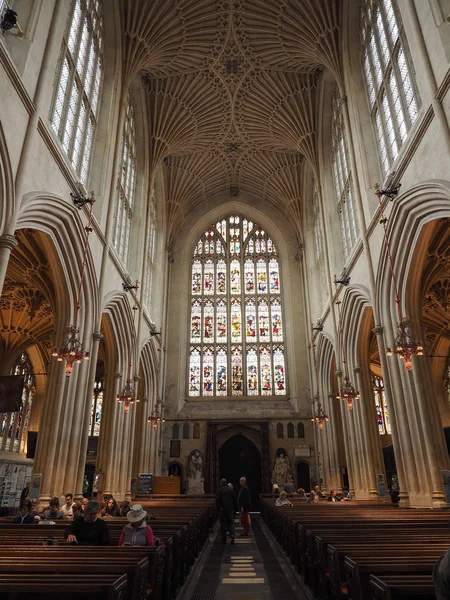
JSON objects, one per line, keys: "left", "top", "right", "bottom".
{"left": 219, "top": 434, "right": 261, "bottom": 510}
{"left": 296, "top": 461, "right": 311, "bottom": 491}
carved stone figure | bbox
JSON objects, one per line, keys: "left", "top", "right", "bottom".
{"left": 187, "top": 449, "right": 204, "bottom": 494}
{"left": 271, "top": 451, "right": 292, "bottom": 487}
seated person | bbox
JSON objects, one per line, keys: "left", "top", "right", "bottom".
{"left": 42, "top": 498, "right": 63, "bottom": 520}
{"left": 81, "top": 497, "right": 89, "bottom": 512}
{"left": 434, "top": 547, "right": 450, "bottom": 600}
{"left": 66, "top": 500, "right": 110, "bottom": 545}
{"left": 102, "top": 496, "right": 121, "bottom": 517}
{"left": 307, "top": 491, "right": 319, "bottom": 503}
{"left": 71, "top": 502, "right": 84, "bottom": 520}
{"left": 275, "top": 491, "right": 293, "bottom": 507}
{"left": 327, "top": 489, "right": 341, "bottom": 502}
{"left": 119, "top": 500, "right": 130, "bottom": 517}
{"left": 314, "top": 485, "right": 326, "bottom": 498}
{"left": 295, "top": 487, "right": 307, "bottom": 498}
{"left": 284, "top": 476, "right": 295, "bottom": 495}
{"left": 118, "top": 504, "right": 154, "bottom": 546}
{"left": 13, "top": 499, "right": 35, "bottom": 524}
{"left": 60, "top": 493, "right": 74, "bottom": 517}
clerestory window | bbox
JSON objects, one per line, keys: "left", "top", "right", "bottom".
{"left": 51, "top": 0, "right": 103, "bottom": 184}
{"left": 360, "top": 0, "right": 420, "bottom": 176}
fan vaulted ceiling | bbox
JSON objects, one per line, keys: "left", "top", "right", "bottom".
{"left": 119, "top": 0, "right": 342, "bottom": 245}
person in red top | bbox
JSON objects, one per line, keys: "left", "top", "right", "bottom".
{"left": 118, "top": 505, "right": 154, "bottom": 546}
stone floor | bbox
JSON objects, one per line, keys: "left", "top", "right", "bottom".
{"left": 180, "top": 514, "right": 312, "bottom": 600}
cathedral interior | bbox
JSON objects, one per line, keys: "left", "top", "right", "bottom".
{"left": 1, "top": 0, "right": 450, "bottom": 511}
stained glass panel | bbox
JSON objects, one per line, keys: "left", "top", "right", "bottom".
{"left": 203, "top": 301, "right": 214, "bottom": 342}
{"left": 190, "top": 300, "right": 201, "bottom": 343}
{"left": 274, "top": 346, "right": 286, "bottom": 395}
{"left": 269, "top": 258, "right": 280, "bottom": 293}
{"left": 246, "top": 300, "right": 256, "bottom": 342}
{"left": 244, "top": 260, "right": 255, "bottom": 293}
{"left": 231, "top": 346, "right": 243, "bottom": 395}
{"left": 257, "top": 260, "right": 268, "bottom": 294}
{"left": 189, "top": 348, "right": 201, "bottom": 396}
{"left": 192, "top": 261, "right": 202, "bottom": 295}
{"left": 216, "top": 348, "right": 227, "bottom": 395}
{"left": 216, "top": 300, "right": 227, "bottom": 342}
{"left": 230, "top": 259, "right": 241, "bottom": 294}
{"left": 202, "top": 348, "right": 214, "bottom": 395}
{"left": 258, "top": 300, "right": 270, "bottom": 342}
{"left": 217, "top": 259, "right": 226, "bottom": 294}
{"left": 260, "top": 345, "right": 272, "bottom": 395}
{"left": 204, "top": 260, "right": 215, "bottom": 295}
{"left": 231, "top": 299, "right": 242, "bottom": 343}
{"left": 271, "top": 299, "right": 283, "bottom": 342}
{"left": 247, "top": 347, "right": 258, "bottom": 395}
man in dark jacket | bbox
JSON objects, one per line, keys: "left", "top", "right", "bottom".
{"left": 434, "top": 547, "right": 450, "bottom": 600}
{"left": 65, "top": 500, "right": 110, "bottom": 545}
{"left": 238, "top": 476, "right": 252, "bottom": 536}
{"left": 216, "top": 478, "right": 237, "bottom": 543}
{"left": 13, "top": 499, "right": 35, "bottom": 524}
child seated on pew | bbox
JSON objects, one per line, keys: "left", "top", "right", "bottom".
{"left": 42, "top": 497, "right": 63, "bottom": 520}
{"left": 118, "top": 505, "right": 155, "bottom": 547}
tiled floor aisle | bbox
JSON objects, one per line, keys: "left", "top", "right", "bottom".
{"left": 184, "top": 515, "right": 311, "bottom": 600}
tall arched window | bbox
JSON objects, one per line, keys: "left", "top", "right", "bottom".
{"left": 188, "top": 215, "right": 286, "bottom": 397}
{"left": 331, "top": 90, "right": 359, "bottom": 262}
{"left": 287, "top": 422, "right": 294, "bottom": 438}
{"left": 51, "top": 0, "right": 104, "bottom": 184}
{"left": 144, "top": 190, "right": 157, "bottom": 311}
{"left": 113, "top": 95, "right": 136, "bottom": 265}
{"left": 0, "top": 352, "right": 35, "bottom": 454}
{"left": 371, "top": 373, "right": 391, "bottom": 435}
{"left": 89, "top": 373, "right": 104, "bottom": 436}
{"left": 297, "top": 422, "right": 305, "bottom": 438}
{"left": 360, "top": 0, "right": 419, "bottom": 176}
{"left": 277, "top": 423, "right": 284, "bottom": 438}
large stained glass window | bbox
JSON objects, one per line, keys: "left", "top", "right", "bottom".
{"left": 89, "top": 376, "right": 104, "bottom": 436}
{"left": 51, "top": 0, "right": 103, "bottom": 184}
{"left": 371, "top": 373, "right": 391, "bottom": 435}
{"left": 188, "top": 215, "right": 286, "bottom": 397}
{"left": 360, "top": 0, "right": 419, "bottom": 176}
{"left": 0, "top": 352, "right": 35, "bottom": 454}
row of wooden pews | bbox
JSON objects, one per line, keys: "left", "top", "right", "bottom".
{"left": 0, "top": 496, "right": 216, "bottom": 600}
{"left": 261, "top": 498, "right": 450, "bottom": 600}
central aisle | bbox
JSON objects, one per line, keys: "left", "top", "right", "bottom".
{"left": 184, "top": 515, "right": 311, "bottom": 600}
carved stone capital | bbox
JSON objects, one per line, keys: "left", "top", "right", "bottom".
{"left": 353, "top": 366, "right": 362, "bottom": 374}
{"left": 93, "top": 331, "right": 103, "bottom": 342}
{"left": 335, "top": 369, "right": 342, "bottom": 377}
{"left": 0, "top": 234, "right": 18, "bottom": 251}
{"left": 115, "top": 372, "right": 122, "bottom": 380}
{"left": 133, "top": 374, "right": 141, "bottom": 383}
{"left": 372, "top": 325, "right": 383, "bottom": 335}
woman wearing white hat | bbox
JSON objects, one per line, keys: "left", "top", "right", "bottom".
{"left": 118, "top": 504, "right": 155, "bottom": 546}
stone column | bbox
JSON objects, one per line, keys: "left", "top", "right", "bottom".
{"left": 99, "top": 372, "right": 122, "bottom": 496}
{"left": 353, "top": 366, "right": 384, "bottom": 499}
{"left": 0, "top": 234, "right": 18, "bottom": 297}
{"left": 336, "top": 369, "right": 356, "bottom": 496}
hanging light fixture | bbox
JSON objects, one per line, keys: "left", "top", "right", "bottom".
{"left": 334, "top": 295, "right": 360, "bottom": 410}
{"left": 117, "top": 284, "right": 140, "bottom": 414}
{"left": 52, "top": 195, "right": 94, "bottom": 376}
{"left": 375, "top": 183, "right": 423, "bottom": 371}
{"left": 310, "top": 329, "right": 329, "bottom": 429}
{"left": 148, "top": 345, "right": 165, "bottom": 429}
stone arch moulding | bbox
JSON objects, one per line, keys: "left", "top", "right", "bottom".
{"left": 376, "top": 180, "right": 450, "bottom": 333}
{"left": 139, "top": 340, "right": 159, "bottom": 406}
{"left": 15, "top": 193, "right": 99, "bottom": 340}
{"left": 340, "top": 285, "right": 372, "bottom": 369}
{"left": 103, "top": 292, "right": 137, "bottom": 375}
{"left": 0, "top": 121, "right": 14, "bottom": 233}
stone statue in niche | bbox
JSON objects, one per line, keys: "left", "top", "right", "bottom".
{"left": 187, "top": 449, "right": 204, "bottom": 495}
{"left": 271, "top": 450, "right": 292, "bottom": 487}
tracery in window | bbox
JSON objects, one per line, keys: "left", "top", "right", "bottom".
{"left": 188, "top": 215, "right": 287, "bottom": 397}
{"left": 372, "top": 373, "right": 391, "bottom": 435}
{"left": 360, "top": 0, "right": 419, "bottom": 176}
{"left": 51, "top": 0, "right": 103, "bottom": 184}
{"left": 113, "top": 95, "right": 137, "bottom": 265}
{"left": 89, "top": 374, "right": 104, "bottom": 436}
{"left": 331, "top": 90, "right": 359, "bottom": 262}
{"left": 0, "top": 352, "right": 35, "bottom": 454}
{"left": 312, "top": 180, "right": 327, "bottom": 297}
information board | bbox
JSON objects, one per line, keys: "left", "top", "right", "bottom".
{"left": 137, "top": 473, "right": 153, "bottom": 495}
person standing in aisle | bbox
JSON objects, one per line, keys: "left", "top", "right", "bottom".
{"left": 238, "top": 476, "right": 252, "bottom": 536}
{"left": 216, "top": 478, "right": 237, "bottom": 544}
